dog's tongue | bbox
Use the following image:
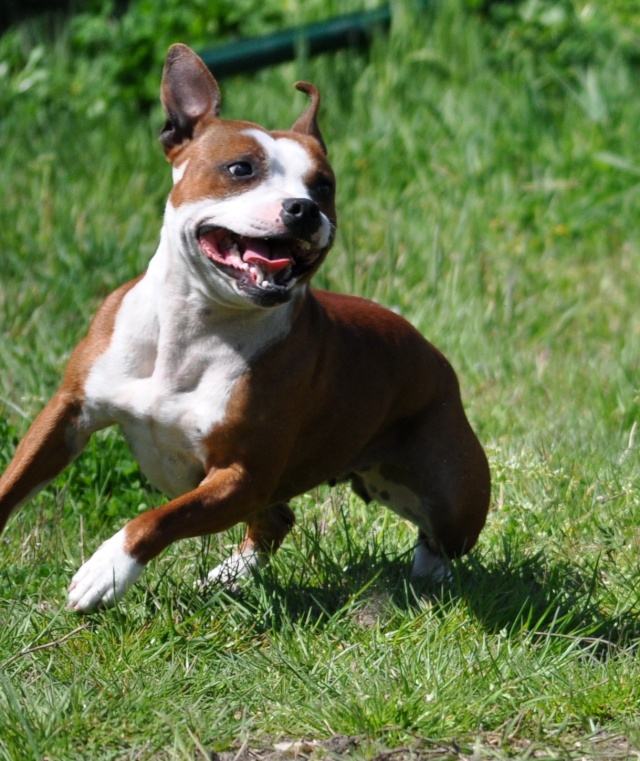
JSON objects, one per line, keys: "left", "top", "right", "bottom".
{"left": 243, "top": 240, "right": 292, "bottom": 274}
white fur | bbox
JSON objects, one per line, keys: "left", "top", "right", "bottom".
{"left": 67, "top": 528, "right": 143, "bottom": 611}
{"left": 206, "top": 546, "right": 267, "bottom": 587}
{"left": 82, "top": 234, "right": 295, "bottom": 497}
{"left": 411, "top": 543, "right": 452, "bottom": 583}
{"left": 356, "top": 465, "right": 433, "bottom": 535}
{"left": 244, "top": 130, "right": 319, "bottom": 201}
{"left": 172, "top": 159, "right": 189, "bottom": 184}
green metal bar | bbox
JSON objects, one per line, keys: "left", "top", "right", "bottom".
{"left": 199, "top": 6, "right": 392, "bottom": 77}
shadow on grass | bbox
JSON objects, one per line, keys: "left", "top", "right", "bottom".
{"left": 186, "top": 537, "right": 640, "bottom": 655}
{"left": 451, "top": 549, "right": 639, "bottom": 651}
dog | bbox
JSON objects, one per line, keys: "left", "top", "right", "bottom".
{"left": 0, "top": 44, "right": 490, "bottom": 612}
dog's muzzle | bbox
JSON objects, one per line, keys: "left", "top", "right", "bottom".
{"left": 280, "top": 197, "right": 322, "bottom": 240}
{"left": 196, "top": 219, "right": 326, "bottom": 306}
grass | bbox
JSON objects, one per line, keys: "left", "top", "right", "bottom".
{"left": 1, "top": 1, "right": 640, "bottom": 758}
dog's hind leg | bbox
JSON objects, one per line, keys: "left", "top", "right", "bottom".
{"left": 206, "top": 502, "right": 295, "bottom": 586}
{"left": 355, "top": 380, "right": 491, "bottom": 582}
{"left": 353, "top": 463, "right": 452, "bottom": 581}
{"left": 412, "top": 531, "right": 453, "bottom": 582}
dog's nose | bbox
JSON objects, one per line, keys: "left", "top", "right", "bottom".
{"left": 281, "top": 197, "right": 321, "bottom": 239}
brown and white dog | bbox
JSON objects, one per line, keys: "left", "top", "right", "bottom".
{"left": 0, "top": 44, "right": 490, "bottom": 612}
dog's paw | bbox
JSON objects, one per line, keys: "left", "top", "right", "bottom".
{"left": 410, "top": 543, "right": 452, "bottom": 583}
{"left": 67, "top": 528, "right": 143, "bottom": 612}
{"left": 205, "top": 548, "right": 266, "bottom": 589}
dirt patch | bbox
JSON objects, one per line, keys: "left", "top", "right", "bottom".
{"left": 205, "top": 732, "right": 640, "bottom": 761}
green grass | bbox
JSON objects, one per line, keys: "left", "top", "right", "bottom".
{"left": 1, "top": 2, "right": 640, "bottom": 759}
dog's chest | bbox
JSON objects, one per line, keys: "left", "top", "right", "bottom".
{"left": 83, "top": 288, "right": 250, "bottom": 497}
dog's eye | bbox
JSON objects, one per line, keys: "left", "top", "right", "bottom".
{"left": 312, "top": 178, "right": 334, "bottom": 200}
{"left": 227, "top": 161, "right": 254, "bottom": 178}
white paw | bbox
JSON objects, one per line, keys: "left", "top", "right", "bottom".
{"left": 411, "top": 543, "right": 452, "bottom": 583}
{"left": 206, "top": 548, "right": 266, "bottom": 588}
{"left": 67, "top": 528, "right": 144, "bottom": 612}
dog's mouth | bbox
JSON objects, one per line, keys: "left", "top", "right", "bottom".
{"left": 197, "top": 225, "right": 323, "bottom": 302}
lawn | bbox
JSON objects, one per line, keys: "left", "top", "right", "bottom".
{"left": 0, "top": 2, "right": 639, "bottom": 759}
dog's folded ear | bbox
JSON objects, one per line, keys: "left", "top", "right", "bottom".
{"left": 160, "top": 44, "right": 221, "bottom": 154}
{"left": 291, "top": 82, "right": 327, "bottom": 155}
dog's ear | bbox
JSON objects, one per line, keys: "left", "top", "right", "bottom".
{"left": 160, "top": 44, "right": 221, "bottom": 153}
{"left": 291, "top": 82, "right": 327, "bottom": 155}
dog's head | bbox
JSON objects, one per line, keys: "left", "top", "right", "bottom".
{"left": 159, "top": 43, "right": 336, "bottom": 309}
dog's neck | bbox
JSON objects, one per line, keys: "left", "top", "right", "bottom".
{"left": 147, "top": 218, "right": 302, "bottom": 360}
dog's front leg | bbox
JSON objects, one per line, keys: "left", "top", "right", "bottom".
{"left": 206, "top": 502, "right": 296, "bottom": 586}
{"left": 67, "top": 465, "right": 273, "bottom": 612}
{"left": 0, "top": 390, "right": 90, "bottom": 534}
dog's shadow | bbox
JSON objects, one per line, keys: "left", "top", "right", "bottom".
{"left": 182, "top": 541, "right": 639, "bottom": 653}
{"left": 448, "top": 550, "right": 639, "bottom": 652}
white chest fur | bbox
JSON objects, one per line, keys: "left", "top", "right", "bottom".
{"left": 82, "top": 242, "right": 294, "bottom": 498}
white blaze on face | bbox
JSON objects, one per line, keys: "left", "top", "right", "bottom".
{"left": 159, "top": 127, "right": 334, "bottom": 307}
{"left": 244, "top": 129, "right": 315, "bottom": 198}
{"left": 170, "top": 129, "right": 331, "bottom": 248}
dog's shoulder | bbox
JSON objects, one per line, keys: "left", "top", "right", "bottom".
{"left": 60, "top": 275, "right": 146, "bottom": 395}
{"left": 311, "top": 288, "right": 422, "bottom": 338}
{"left": 87, "top": 274, "right": 146, "bottom": 340}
